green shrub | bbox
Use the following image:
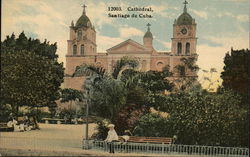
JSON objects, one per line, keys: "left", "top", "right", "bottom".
{"left": 27, "top": 108, "right": 50, "bottom": 122}
{"left": 92, "top": 119, "right": 110, "bottom": 140}
{"left": 133, "top": 113, "right": 174, "bottom": 137}
{"left": 0, "top": 104, "right": 12, "bottom": 122}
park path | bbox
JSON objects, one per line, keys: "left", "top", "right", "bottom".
{"left": 0, "top": 124, "right": 205, "bottom": 156}
{"left": 0, "top": 123, "right": 97, "bottom": 150}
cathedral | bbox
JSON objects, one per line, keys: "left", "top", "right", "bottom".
{"left": 64, "top": 2, "right": 197, "bottom": 91}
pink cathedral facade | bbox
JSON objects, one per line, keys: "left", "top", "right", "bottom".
{"left": 64, "top": 2, "right": 198, "bottom": 91}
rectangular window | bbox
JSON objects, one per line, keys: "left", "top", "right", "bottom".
{"left": 73, "top": 45, "right": 77, "bottom": 55}
{"left": 81, "top": 45, "right": 84, "bottom": 55}
{"left": 177, "top": 42, "right": 182, "bottom": 55}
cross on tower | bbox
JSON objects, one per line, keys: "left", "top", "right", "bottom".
{"left": 183, "top": 0, "right": 188, "bottom": 6}
{"left": 183, "top": 0, "right": 188, "bottom": 12}
{"left": 82, "top": 4, "right": 87, "bottom": 15}
{"left": 147, "top": 23, "right": 151, "bottom": 31}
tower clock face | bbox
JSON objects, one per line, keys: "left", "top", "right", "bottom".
{"left": 181, "top": 28, "right": 187, "bottom": 35}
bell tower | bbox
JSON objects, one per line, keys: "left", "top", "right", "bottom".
{"left": 67, "top": 4, "right": 96, "bottom": 57}
{"left": 171, "top": 0, "right": 197, "bottom": 56}
{"left": 65, "top": 4, "right": 97, "bottom": 78}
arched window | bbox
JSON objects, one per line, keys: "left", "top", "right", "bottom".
{"left": 73, "top": 45, "right": 77, "bottom": 55}
{"left": 177, "top": 42, "right": 182, "bottom": 55}
{"left": 156, "top": 61, "right": 164, "bottom": 71}
{"left": 77, "top": 30, "right": 82, "bottom": 40}
{"left": 81, "top": 45, "right": 84, "bottom": 55}
{"left": 96, "top": 62, "right": 102, "bottom": 67}
{"left": 186, "top": 43, "right": 190, "bottom": 55}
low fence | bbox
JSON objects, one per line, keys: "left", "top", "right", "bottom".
{"left": 83, "top": 140, "right": 249, "bottom": 156}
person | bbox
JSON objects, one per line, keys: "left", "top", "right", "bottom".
{"left": 23, "top": 116, "right": 29, "bottom": 131}
{"left": 19, "top": 120, "right": 25, "bottom": 132}
{"left": 33, "top": 116, "right": 40, "bottom": 130}
{"left": 104, "top": 124, "right": 118, "bottom": 153}
{"left": 120, "top": 130, "right": 132, "bottom": 153}
{"left": 7, "top": 119, "right": 13, "bottom": 128}
{"left": 12, "top": 118, "right": 19, "bottom": 132}
{"left": 121, "top": 130, "right": 132, "bottom": 142}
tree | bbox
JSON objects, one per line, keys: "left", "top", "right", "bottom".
{"left": 87, "top": 77, "right": 127, "bottom": 122}
{"left": 173, "top": 56, "right": 199, "bottom": 91}
{"left": 114, "top": 103, "right": 147, "bottom": 135}
{"left": 72, "top": 56, "right": 173, "bottom": 134}
{"left": 0, "top": 32, "right": 64, "bottom": 116}
{"left": 158, "top": 89, "right": 248, "bottom": 147}
{"left": 221, "top": 48, "right": 250, "bottom": 95}
{"left": 133, "top": 113, "right": 173, "bottom": 137}
{"left": 72, "top": 57, "right": 132, "bottom": 122}
{"left": 60, "top": 88, "right": 84, "bottom": 105}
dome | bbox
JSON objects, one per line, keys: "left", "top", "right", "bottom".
{"left": 75, "top": 14, "right": 92, "bottom": 28}
{"left": 144, "top": 31, "right": 153, "bottom": 38}
{"left": 176, "top": 12, "right": 193, "bottom": 25}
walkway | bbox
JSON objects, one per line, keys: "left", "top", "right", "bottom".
{"left": 0, "top": 124, "right": 207, "bottom": 156}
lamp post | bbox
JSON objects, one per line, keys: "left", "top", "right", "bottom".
{"left": 82, "top": 76, "right": 92, "bottom": 149}
{"left": 83, "top": 93, "right": 90, "bottom": 149}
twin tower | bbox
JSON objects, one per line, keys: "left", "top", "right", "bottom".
{"left": 65, "top": 1, "right": 197, "bottom": 90}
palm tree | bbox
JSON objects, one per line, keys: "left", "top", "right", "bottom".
{"left": 72, "top": 56, "right": 139, "bottom": 121}
{"left": 72, "top": 56, "right": 173, "bottom": 123}
{"left": 173, "top": 57, "right": 199, "bottom": 91}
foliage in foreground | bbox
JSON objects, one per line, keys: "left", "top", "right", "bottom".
{"left": 1, "top": 32, "right": 64, "bottom": 116}
{"left": 133, "top": 113, "right": 174, "bottom": 137}
{"left": 135, "top": 88, "right": 248, "bottom": 147}
{"left": 221, "top": 48, "right": 249, "bottom": 95}
{"left": 72, "top": 56, "right": 173, "bottom": 135}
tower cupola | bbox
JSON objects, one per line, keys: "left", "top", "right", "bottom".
{"left": 176, "top": 0, "right": 195, "bottom": 25}
{"left": 75, "top": 4, "right": 92, "bottom": 28}
{"left": 144, "top": 23, "right": 153, "bottom": 39}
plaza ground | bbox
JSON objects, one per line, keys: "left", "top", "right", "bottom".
{"left": 0, "top": 123, "right": 204, "bottom": 156}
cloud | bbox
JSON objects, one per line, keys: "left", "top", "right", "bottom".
{"left": 119, "top": 27, "right": 144, "bottom": 38}
{"left": 156, "top": 39, "right": 171, "bottom": 51}
{"left": 204, "top": 35, "right": 248, "bottom": 49}
{"left": 197, "top": 32, "right": 249, "bottom": 89}
{"left": 2, "top": 0, "right": 68, "bottom": 64}
{"left": 223, "top": 0, "right": 248, "bottom": 2}
{"left": 197, "top": 44, "right": 227, "bottom": 71}
{"left": 96, "top": 35, "right": 124, "bottom": 52}
{"left": 217, "top": 12, "right": 234, "bottom": 18}
{"left": 86, "top": 2, "right": 114, "bottom": 28}
{"left": 236, "top": 14, "right": 249, "bottom": 22}
{"left": 146, "top": 4, "right": 178, "bottom": 19}
{"left": 196, "top": 44, "right": 226, "bottom": 89}
{"left": 1, "top": 0, "right": 126, "bottom": 64}
{"left": 149, "top": 4, "right": 168, "bottom": 17}
{"left": 2, "top": 0, "right": 248, "bottom": 75}
{"left": 216, "top": 12, "right": 248, "bottom": 24}
{"left": 190, "top": 9, "right": 208, "bottom": 19}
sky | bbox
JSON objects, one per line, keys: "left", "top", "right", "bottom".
{"left": 1, "top": 0, "right": 249, "bottom": 89}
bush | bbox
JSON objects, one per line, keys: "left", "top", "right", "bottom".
{"left": 92, "top": 119, "right": 110, "bottom": 140}
{"left": 160, "top": 89, "right": 248, "bottom": 147}
{"left": 0, "top": 104, "right": 12, "bottom": 122}
{"left": 133, "top": 113, "right": 174, "bottom": 137}
{"left": 58, "top": 108, "right": 76, "bottom": 123}
{"left": 114, "top": 104, "right": 147, "bottom": 135}
{"left": 27, "top": 108, "right": 50, "bottom": 122}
